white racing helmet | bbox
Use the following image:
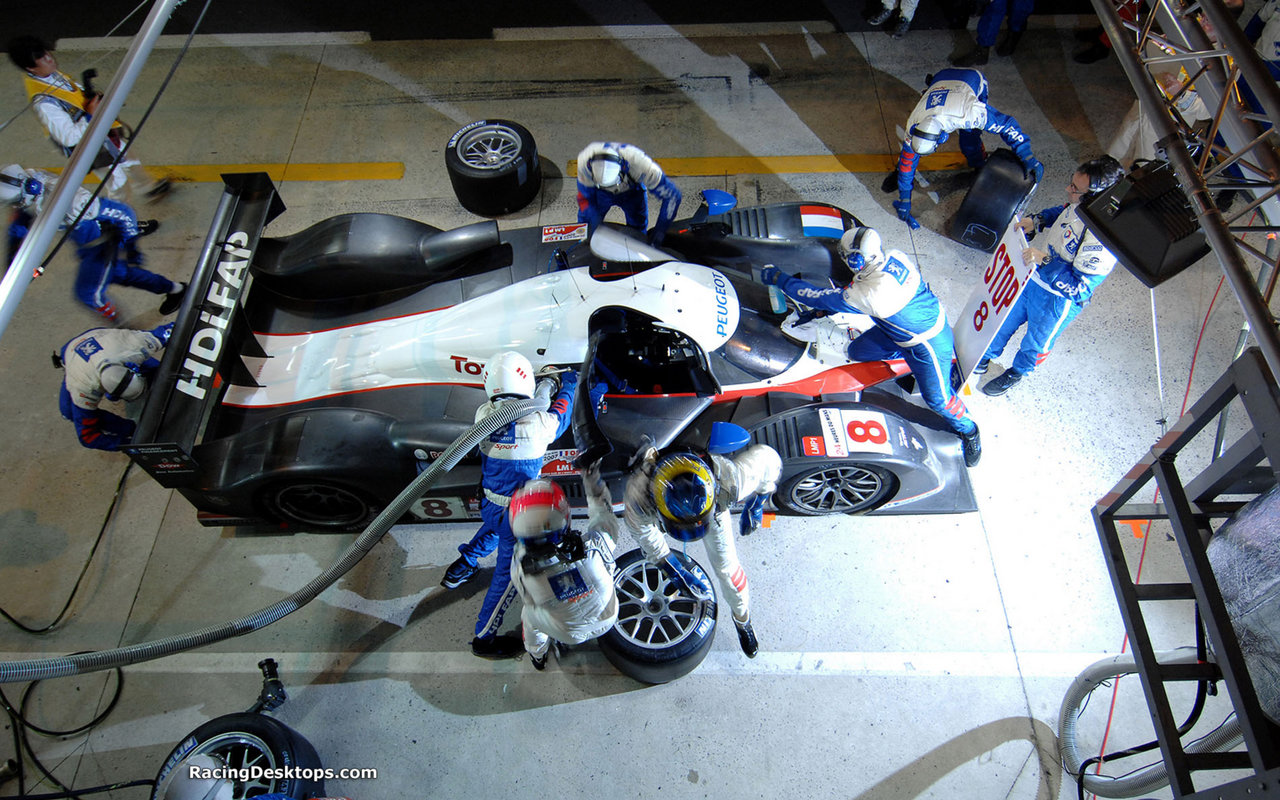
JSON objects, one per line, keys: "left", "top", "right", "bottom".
{"left": 508, "top": 479, "right": 571, "bottom": 545}
{"left": 908, "top": 117, "right": 944, "bottom": 155}
{"left": 586, "top": 150, "right": 625, "bottom": 188}
{"left": 482, "top": 351, "right": 535, "bottom": 399}
{"left": 0, "top": 164, "right": 41, "bottom": 207}
{"left": 100, "top": 363, "right": 146, "bottom": 402}
{"left": 838, "top": 227, "right": 884, "bottom": 273}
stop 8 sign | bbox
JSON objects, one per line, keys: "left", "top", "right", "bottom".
{"left": 803, "top": 408, "right": 894, "bottom": 457}
{"left": 952, "top": 219, "right": 1036, "bottom": 382}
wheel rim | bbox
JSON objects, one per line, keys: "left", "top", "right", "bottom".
{"left": 170, "top": 731, "right": 279, "bottom": 798}
{"left": 455, "top": 124, "right": 523, "bottom": 171}
{"left": 788, "top": 464, "right": 887, "bottom": 514}
{"left": 612, "top": 558, "right": 708, "bottom": 650}
{"left": 272, "top": 482, "right": 370, "bottom": 528}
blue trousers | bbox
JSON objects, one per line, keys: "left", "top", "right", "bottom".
{"left": 74, "top": 243, "right": 174, "bottom": 319}
{"left": 975, "top": 0, "right": 1035, "bottom": 46}
{"left": 578, "top": 185, "right": 649, "bottom": 231}
{"left": 849, "top": 326, "right": 977, "bottom": 436}
{"left": 459, "top": 499, "right": 520, "bottom": 639}
{"left": 983, "top": 279, "right": 1083, "bottom": 375}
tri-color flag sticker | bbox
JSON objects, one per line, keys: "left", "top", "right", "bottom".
{"left": 799, "top": 205, "right": 845, "bottom": 238}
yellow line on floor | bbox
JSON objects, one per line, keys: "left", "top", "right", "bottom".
{"left": 568, "top": 153, "right": 969, "bottom": 177}
{"left": 53, "top": 162, "right": 406, "bottom": 183}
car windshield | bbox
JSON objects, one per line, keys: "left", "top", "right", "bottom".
{"left": 706, "top": 277, "right": 806, "bottom": 386}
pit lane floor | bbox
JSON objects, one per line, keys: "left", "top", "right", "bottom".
{"left": 0, "top": 15, "right": 1269, "bottom": 800}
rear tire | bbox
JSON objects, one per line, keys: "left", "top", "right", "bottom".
{"left": 262, "top": 480, "right": 379, "bottom": 531}
{"left": 445, "top": 119, "right": 542, "bottom": 216}
{"left": 598, "top": 549, "right": 718, "bottom": 684}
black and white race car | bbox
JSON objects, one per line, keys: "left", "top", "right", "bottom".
{"left": 126, "top": 173, "right": 975, "bottom": 531}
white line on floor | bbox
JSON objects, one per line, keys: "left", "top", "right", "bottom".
{"left": 0, "top": 650, "right": 1117, "bottom": 678}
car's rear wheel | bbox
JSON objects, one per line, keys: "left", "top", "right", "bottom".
{"left": 775, "top": 462, "right": 897, "bottom": 516}
{"left": 445, "top": 119, "right": 542, "bottom": 216}
{"left": 598, "top": 549, "right": 718, "bottom": 684}
{"left": 263, "top": 480, "right": 379, "bottom": 531}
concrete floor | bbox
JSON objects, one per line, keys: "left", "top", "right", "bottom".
{"left": 0, "top": 11, "right": 1271, "bottom": 800}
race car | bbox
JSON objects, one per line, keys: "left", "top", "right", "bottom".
{"left": 125, "top": 173, "right": 976, "bottom": 531}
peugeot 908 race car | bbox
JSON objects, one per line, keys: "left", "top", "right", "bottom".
{"left": 125, "top": 173, "right": 975, "bottom": 531}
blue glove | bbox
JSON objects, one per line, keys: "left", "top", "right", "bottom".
{"left": 739, "top": 494, "right": 768, "bottom": 536}
{"left": 589, "top": 381, "right": 608, "bottom": 411}
{"left": 1024, "top": 158, "right": 1044, "bottom": 184}
{"left": 892, "top": 200, "right": 920, "bottom": 230}
{"left": 661, "top": 555, "right": 713, "bottom": 601}
{"left": 760, "top": 265, "right": 781, "bottom": 286}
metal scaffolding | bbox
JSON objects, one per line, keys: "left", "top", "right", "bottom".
{"left": 1081, "top": 0, "right": 1280, "bottom": 795}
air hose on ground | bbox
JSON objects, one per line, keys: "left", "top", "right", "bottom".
{"left": 0, "top": 392, "right": 551, "bottom": 684}
{"left": 1058, "top": 648, "right": 1243, "bottom": 798}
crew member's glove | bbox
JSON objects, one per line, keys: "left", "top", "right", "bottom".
{"left": 647, "top": 226, "right": 666, "bottom": 247}
{"left": 760, "top": 265, "right": 781, "bottom": 286}
{"left": 892, "top": 200, "right": 920, "bottom": 230}
{"left": 660, "top": 555, "right": 713, "bottom": 601}
{"left": 1023, "top": 157, "right": 1045, "bottom": 184}
{"left": 739, "top": 494, "right": 768, "bottom": 536}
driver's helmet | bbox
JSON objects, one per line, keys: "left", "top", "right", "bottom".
{"left": 100, "top": 363, "right": 145, "bottom": 402}
{"left": 482, "top": 351, "right": 534, "bottom": 399}
{"left": 0, "top": 164, "right": 41, "bottom": 207}
{"left": 908, "top": 117, "right": 945, "bottom": 155}
{"left": 509, "top": 479, "right": 571, "bottom": 546}
{"left": 838, "top": 227, "right": 884, "bottom": 274}
{"left": 652, "top": 452, "right": 716, "bottom": 542}
{"left": 585, "top": 149, "right": 625, "bottom": 189}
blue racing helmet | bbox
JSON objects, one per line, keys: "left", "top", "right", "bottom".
{"left": 652, "top": 452, "right": 716, "bottom": 542}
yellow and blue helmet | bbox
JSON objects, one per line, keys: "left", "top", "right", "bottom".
{"left": 653, "top": 452, "right": 715, "bottom": 542}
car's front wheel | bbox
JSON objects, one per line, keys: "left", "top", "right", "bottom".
{"left": 598, "top": 549, "right": 718, "bottom": 684}
{"left": 775, "top": 462, "right": 897, "bottom": 516}
{"left": 262, "top": 480, "right": 379, "bottom": 531}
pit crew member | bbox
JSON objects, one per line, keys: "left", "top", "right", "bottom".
{"left": 886, "top": 68, "right": 1042, "bottom": 229}
{"left": 762, "top": 226, "right": 982, "bottom": 467}
{"left": 576, "top": 141, "right": 682, "bottom": 245}
{"left": 2, "top": 164, "right": 183, "bottom": 319}
{"left": 442, "top": 352, "right": 603, "bottom": 660}
{"left": 57, "top": 323, "right": 171, "bottom": 450}
{"left": 622, "top": 422, "right": 782, "bottom": 658}
{"left": 509, "top": 473, "right": 619, "bottom": 670}
{"left": 979, "top": 156, "right": 1125, "bottom": 397}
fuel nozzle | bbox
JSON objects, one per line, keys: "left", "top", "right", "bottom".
{"left": 251, "top": 658, "right": 288, "bottom": 713}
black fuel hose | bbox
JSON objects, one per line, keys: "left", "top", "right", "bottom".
{"left": 0, "top": 392, "right": 550, "bottom": 684}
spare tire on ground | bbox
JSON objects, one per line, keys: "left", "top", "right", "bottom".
{"left": 445, "top": 119, "right": 542, "bottom": 217}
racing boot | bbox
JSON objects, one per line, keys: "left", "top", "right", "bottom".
{"left": 867, "top": 6, "right": 894, "bottom": 25}
{"left": 960, "top": 425, "right": 982, "bottom": 468}
{"left": 891, "top": 16, "right": 912, "bottom": 38}
{"left": 530, "top": 652, "right": 548, "bottom": 671}
{"left": 471, "top": 633, "right": 524, "bottom": 660}
{"left": 734, "top": 616, "right": 759, "bottom": 658}
{"left": 441, "top": 556, "right": 480, "bottom": 589}
{"left": 982, "top": 369, "right": 1023, "bottom": 397}
{"left": 158, "top": 282, "right": 187, "bottom": 315}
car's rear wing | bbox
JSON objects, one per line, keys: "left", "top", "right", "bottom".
{"left": 124, "top": 173, "right": 285, "bottom": 487}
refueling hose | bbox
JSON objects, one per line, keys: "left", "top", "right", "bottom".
{"left": 1058, "top": 648, "right": 1243, "bottom": 798}
{"left": 0, "top": 392, "right": 551, "bottom": 684}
